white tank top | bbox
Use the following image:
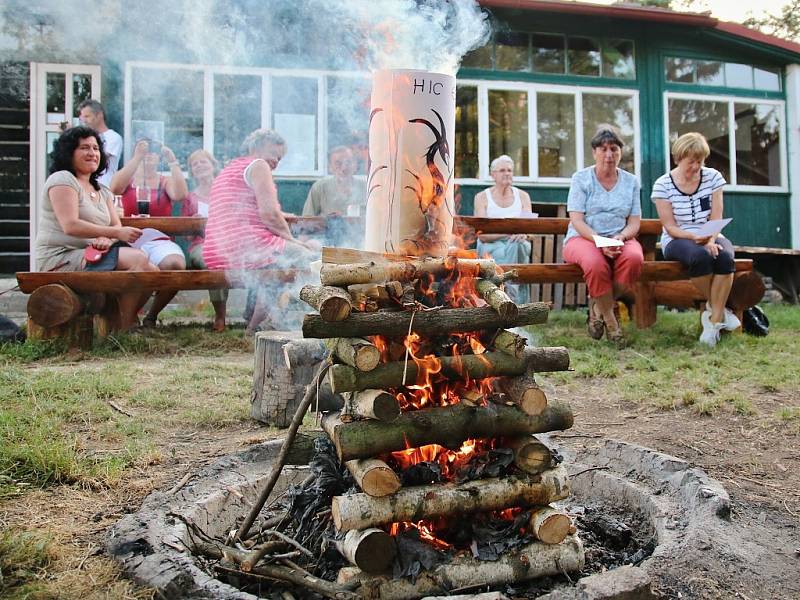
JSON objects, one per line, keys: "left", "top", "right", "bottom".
{"left": 485, "top": 187, "right": 522, "bottom": 218}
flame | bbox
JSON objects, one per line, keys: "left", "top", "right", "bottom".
{"left": 389, "top": 520, "right": 453, "bottom": 551}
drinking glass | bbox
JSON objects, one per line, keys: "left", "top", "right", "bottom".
{"left": 135, "top": 186, "right": 151, "bottom": 216}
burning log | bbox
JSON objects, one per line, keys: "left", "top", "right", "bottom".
{"left": 321, "top": 400, "right": 574, "bottom": 462}
{"left": 475, "top": 279, "right": 517, "bottom": 321}
{"left": 505, "top": 436, "right": 557, "bottom": 475}
{"left": 332, "top": 466, "right": 570, "bottom": 531}
{"left": 342, "top": 390, "right": 400, "bottom": 422}
{"left": 334, "top": 528, "right": 396, "bottom": 575}
{"left": 328, "top": 348, "right": 569, "bottom": 394}
{"left": 337, "top": 534, "right": 584, "bottom": 600}
{"left": 344, "top": 459, "right": 401, "bottom": 497}
{"left": 529, "top": 507, "right": 572, "bottom": 545}
{"left": 497, "top": 373, "right": 547, "bottom": 416}
{"left": 319, "top": 258, "right": 497, "bottom": 287}
{"left": 491, "top": 329, "right": 527, "bottom": 359}
{"left": 299, "top": 285, "right": 352, "bottom": 322}
{"left": 326, "top": 337, "right": 381, "bottom": 372}
{"left": 303, "top": 303, "right": 549, "bottom": 339}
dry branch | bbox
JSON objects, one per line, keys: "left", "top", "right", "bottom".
{"left": 321, "top": 400, "right": 574, "bottom": 462}
{"left": 303, "top": 303, "right": 549, "bottom": 339}
{"left": 475, "top": 279, "right": 518, "bottom": 321}
{"left": 332, "top": 466, "right": 570, "bottom": 531}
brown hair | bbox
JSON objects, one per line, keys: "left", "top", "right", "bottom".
{"left": 590, "top": 124, "right": 624, "bottom": 149}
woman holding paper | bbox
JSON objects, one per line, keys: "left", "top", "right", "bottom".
{"left": 473, "top": 154, "right": 533, "bottom": 304}
{"left": 563, "top": 126, "right": 643, "bottom": 347}
{"left": 652, "top": 132, "right": 738, "bottom": 347}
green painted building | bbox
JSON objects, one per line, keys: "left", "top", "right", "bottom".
{"left": 2, "top": 0, "right": 800, "bottom": 273}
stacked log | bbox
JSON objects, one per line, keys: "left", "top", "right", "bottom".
{"left": 295, "top": 249, "right": 581, "bottom": 594}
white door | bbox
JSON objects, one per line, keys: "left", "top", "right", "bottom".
{"left": 28, "top": 63, "right": 101, "bottom": 270}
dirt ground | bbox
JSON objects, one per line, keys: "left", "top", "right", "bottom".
{"left": 1, "top": 353, "right": 798, "bottom": 599}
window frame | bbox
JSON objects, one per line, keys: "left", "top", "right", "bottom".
{"left": 663, "top": 91, "right": 788, "bottom": 193}
{"left": 123, "top": 60, "right": 368, "bottom": 178}
{"left": 457, "top": 78, "right": 640, "bottom": 186}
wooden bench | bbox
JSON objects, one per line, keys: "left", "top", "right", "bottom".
{"left": 16, "top": 215, "right": 763, "bottom": 346}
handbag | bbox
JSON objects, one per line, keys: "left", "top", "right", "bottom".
{"left": 742, "top": 305, "right": 769, "bottom": 337}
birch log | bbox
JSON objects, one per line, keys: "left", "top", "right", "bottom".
{"left": 332, "top": 466, "right": 570, "bottom": 531}
{"left": 344, "top": 459, "right": 401, "bottom": 497}
{"left": 299, "top": 285, "right": 352, "bottom": 322}
{"left": 498, "top": 373, "right": 548, "bottom": 416}
{"left": 303, "top": 303, "right": 550, "bottom": 339}
{"left": 336, "top": 534, "right": 584, "bottom": 600}
{"left": 505, "top": 436, "right": 556, "bottom": 475}
{"left": 475, "top": 279, "right": 518, "bottom": 321}
{"left": 319, "top": 258, "right": 497, "bottom": 287}
{"left": 321, "top": 400, "right": 574, "bottom": 462}
{"left": 342, "top": 389, "right": 400, "bottom": 422}
{"left": 529, "top": 507, "right": 572, "bottom": 544}
{"left": 328, "top": 348, "right": 568, "bottom": 393}
{"left": 334, "top": 528, "right": 396, "bottom": 574}
{"left": 326, "top": 338, "right": 381, "bottom": 372}
{"left": 491, "top": 329, "right": 527, "bottom": 359}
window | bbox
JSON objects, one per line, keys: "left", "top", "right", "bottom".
{"left": 665, "top": 57, "right": 781, "bottom": 92}
{"left": 452, "top": 80, "right": 639, "bottom": 182}
{"left": 488, "top": 89, "right": 529, "bottom": 176}
{"left": 666, "top": 93, "right": 785, "bottom": 189}
{"left": 461, "top": 33, "right": 635, "bottom": 79}
{"left": 126, "top": 63, "right": 371, "bottom": 177}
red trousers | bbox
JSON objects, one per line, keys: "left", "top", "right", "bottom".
{"left": 563, "top": 236, "right": 644, "bottom": 298}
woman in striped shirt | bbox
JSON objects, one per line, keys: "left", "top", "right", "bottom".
{"left": 652, "top": 132, "right": 739, "bottom": 347}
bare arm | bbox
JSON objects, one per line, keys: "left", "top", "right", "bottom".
{"left": 249, "top": 160, "right": 295, "bottom": 241}
{"left": 569, "top": 210, "right": 596, "bottom": 241}
{"left": 109, "top": 140, "right": 148, "bottom": 194}
{"left": 50, "top": 186, "right": 142, "bottom": 243}
{"left": 616, "top": 214, "right": 641, "bottom": 241}
{"left": 162, "top": 146, "right": 188, "bottom": 201}
{"left": 474, "top": 191, "right": 505, "bottom": 243}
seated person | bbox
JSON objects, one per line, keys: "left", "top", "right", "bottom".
{"left": 110, "top": 140, "right": 189, "bottom": 327}
{"left": 473, "top": 154, "right": 532, "bottom": 304}
{"left": 202, "top": 128, "right": 318, "bottom": 334}
{"left": 35, "top": 126, "right": 157, "bottom": 331}
{"left": 652, "top": 132, "right": 738, "bottom": 347}
{"left": 563, "top": 125, "right": 643, "bottom": 348}
{"left": 182, "top": 149, "right": 227, "bottom": 332}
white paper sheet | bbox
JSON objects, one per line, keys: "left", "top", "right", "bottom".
{"left": 593, "top": 235, "right": 624, "bottom": 248}
{"left": 693, "top": 218, "right": 732, "bottom": 238}
{"left": 515, "top": 211, "right": 539, "bottom": 219}
{"left": 131, "top": 228, "right": 170, "bottom": 249}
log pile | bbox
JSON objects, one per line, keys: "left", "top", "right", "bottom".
{"left": 295, "top": 248, "right": 583, "bottom": 597}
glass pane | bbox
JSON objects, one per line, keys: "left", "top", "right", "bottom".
{"left": 734, "top": 103, "right": 782, "bottom": 186}
{"left": 46, "top": 72, "right": 65, "bottom": 120}
{"left": 665, "top": 57, "right": 695, "bottom": 83}
{"left": 696, "top": 61, "right": 724, "bottom": 86}
{"left": 602, "top": 39, "right": 635, "bottom": 79}
{"left": 131, "top": 67, "right": 204, "bottom": 165}
{"left": 495, "top": 32, "right": 529, "bottom": 72}
{"left": 568, "top": 37, "right": 601, "bottom": 77}
{"left": 488, "top": 89, "right": 529, "bottom": 176}
{"left": 272, "top": 77, "right": 318, "bottom": 174}
{"left": 532, "top": 33, "right": 565, "bottom": 74}
{"left": 667, "top": 98, "right": 730, "bottom": 180}
{"left": 71, "top": 74, "right": 92, "bottom": 120}
{"left": 537, "top": 92, "right": 575, "bottom": 178}
{"left": 326, "top": 76, "right": 370, "bottom": 175}
{"left": 214, "top": 74, "right": 262, "bottom": 165}
{"left": 754, "top": 67, "right": 781, "bottom": 91}
{"left": 461, "top": 44, "right": 493, "bottom": 69}
{"left": 582, "top": 94, "right": 636, "bottom": 174}
{"left": 725, "top": 62, "right": 753, "bottom": 89}
{"left": 454, "top": 86, "right": 479, "bottom": 179}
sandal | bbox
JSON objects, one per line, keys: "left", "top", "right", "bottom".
{"left": 586, "top": 298, "right": 605, "bottom": 340}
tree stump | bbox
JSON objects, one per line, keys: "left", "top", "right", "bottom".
{"left": 251, "top": 331, "right": 327, "bottom": 427}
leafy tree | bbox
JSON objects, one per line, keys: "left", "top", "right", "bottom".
{"left": 744, "top": 1, "right": 800, "bottom": 41}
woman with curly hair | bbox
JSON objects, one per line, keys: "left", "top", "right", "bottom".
{"left": 35, "top": 125, "right": 157, "bottom": 330}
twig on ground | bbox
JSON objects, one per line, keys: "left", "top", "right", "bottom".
{"left": 581, "top": 422, "right": 624, "bottom": 427}
{"left": 168, "top": 472, "right": 192, "bottom": 495}
{"left": 215, "top": 563, "right": 358, "bottom": 600}
{"left": 549, "top": 433, "right": 604, "bottom": 439}
{"left": 107, "top": 400, "right": 133, "bottom": 417}
{"left": 266, "top": 529, "right": 315, "bottom": 558}
{"left": 570, "top": 466, "right": 610, "bottom": 478}
{"left": 556, "top": 557, "right": 574, "bottom": 584}
{"left": 783, "top": 499, "right": 798, "bottom": 518}
{"left": 738, "top": 474, "right": 783, "bottom": 489}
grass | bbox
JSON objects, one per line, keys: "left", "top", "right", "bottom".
{"left": 0, "top": 529, "right": 55, "bottom": 599}
{"left": 533, "top": 303, "right": 800, "bottom": 417}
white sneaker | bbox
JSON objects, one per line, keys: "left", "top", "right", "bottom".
{"left": 721, "top": 308, "right": 741, "bottom": 331}
{"left": 699, "top": 310, "right": 720, "bottom": 347}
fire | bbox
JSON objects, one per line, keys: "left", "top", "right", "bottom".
{"left": 388, "top": 438, "right": 491, "bottom": 480}
{"left": 389, "top": 520, "right": 453, "bottom": 551}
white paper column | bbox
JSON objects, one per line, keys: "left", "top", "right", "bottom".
{"left": 785, "top": 64, "right": 800, "bottom": 249}
{"left": 365, "top": 70, "right": 456, "bottom": 257}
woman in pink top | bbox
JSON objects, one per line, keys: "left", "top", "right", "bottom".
{"left": 203, "top": 129, "right": 317, "bottom": 332}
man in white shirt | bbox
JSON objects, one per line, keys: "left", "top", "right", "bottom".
{"left": 78, "top": 99, "right": 123, "bottom": 187}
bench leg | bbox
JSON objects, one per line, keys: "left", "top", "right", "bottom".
{"left": 632, "top": 281, "right": 657, "bottom": 329}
